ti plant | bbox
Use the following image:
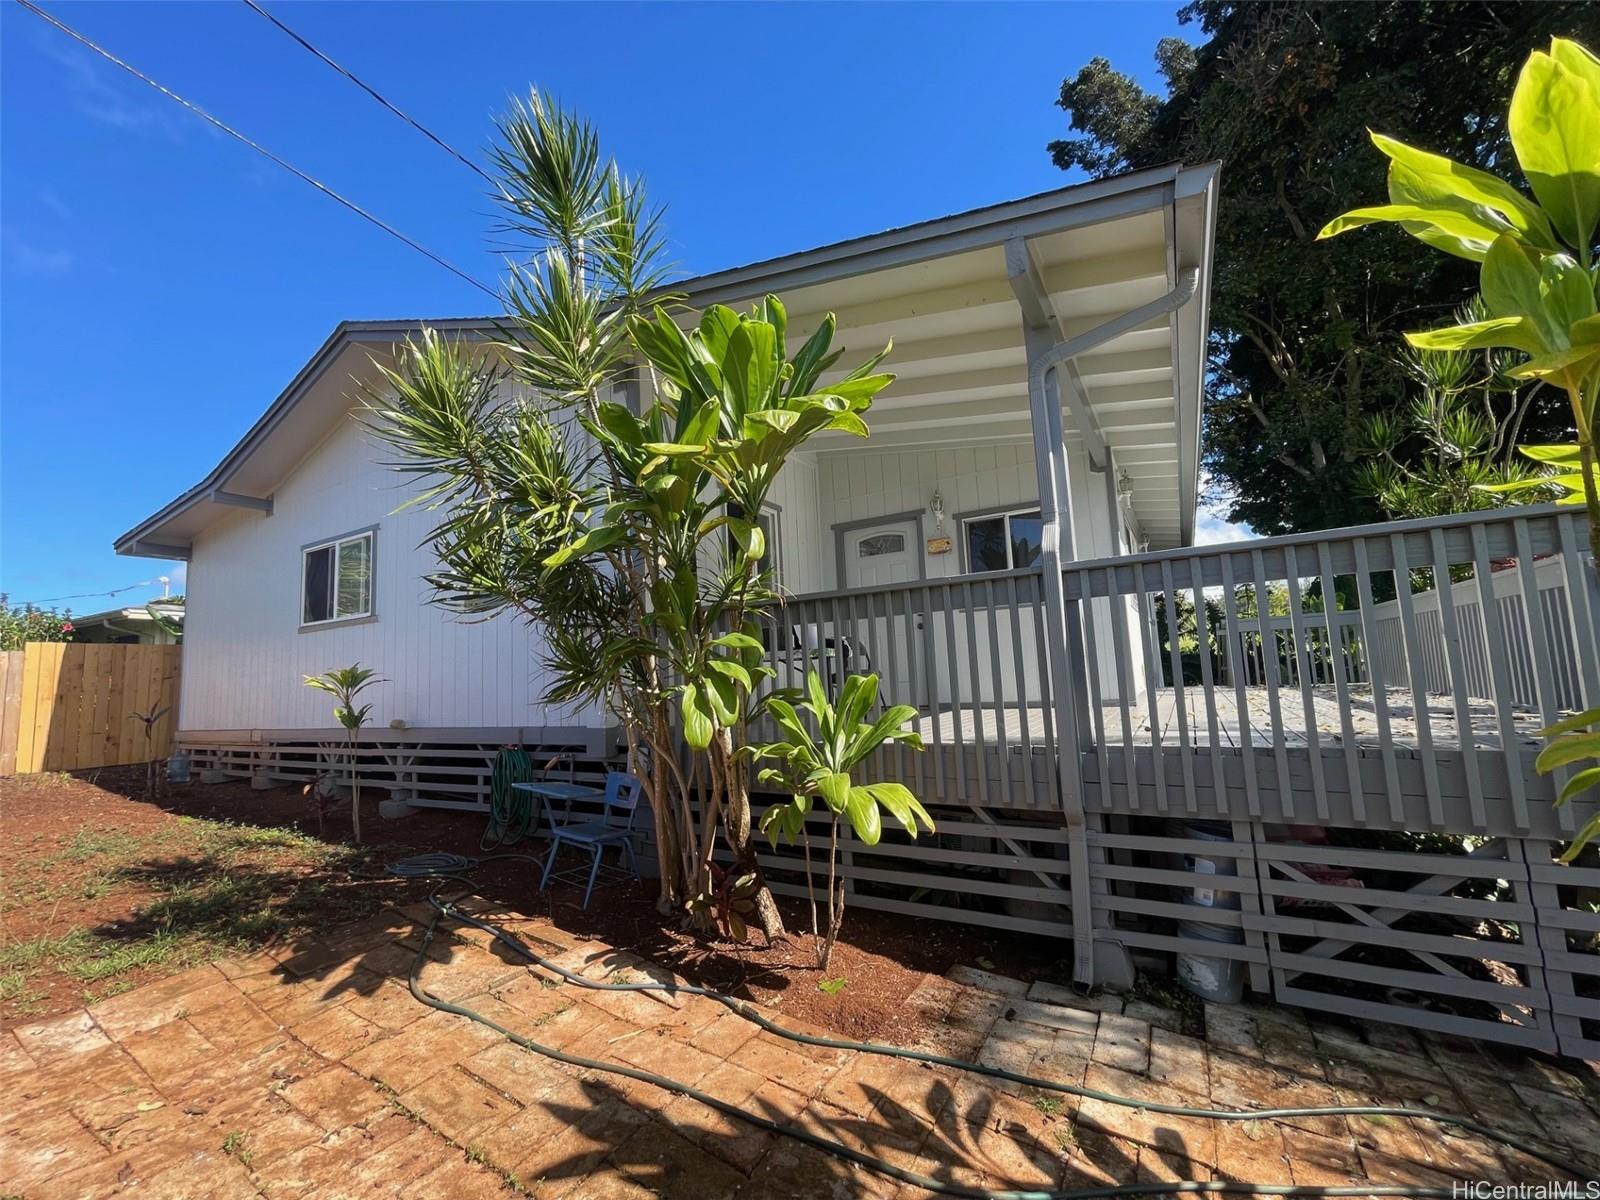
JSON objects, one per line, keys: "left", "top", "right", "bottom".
{"left": 365, "top": 89, "right": 900, "bottom": 939}
{"left": 303, "top": 664, "right": 383, "bottom": 845}
{"left": 127, "top": 704, "right": 172, "bottom": 797}
{"left": 749, "top": 671, "right": 933, "bottom": 970}
{"left": 1319, "top": 37, "right": 1600, "bottom": 856}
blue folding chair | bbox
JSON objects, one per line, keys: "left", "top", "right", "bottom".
{"left": 539, "top": 770, "right": 643, "bottom": 908}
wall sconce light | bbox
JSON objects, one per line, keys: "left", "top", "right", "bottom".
{"left": 1116, "top": 470, "right": 1135, "bottom": 503}
{"left": 930, "top": 491, "right": 945, "bottom": 531}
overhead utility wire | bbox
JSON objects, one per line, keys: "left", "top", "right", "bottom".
{"left": 13, "top": 0, "right": 497, "bottom": 300}
{"left": 240, "top": 0, "right": 495, "bottom": 186}
{"left": 14, "top": 580, "right": 170, "bottom": 607}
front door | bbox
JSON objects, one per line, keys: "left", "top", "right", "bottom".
{"left": 841, "top": 520, "right": 920, "bottom": 705}
{"left": 843, "top": 521, "right": 919, "bottom": 589}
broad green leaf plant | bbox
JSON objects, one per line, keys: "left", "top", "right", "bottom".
{"left": 366, "top": 90, "right": 900, "bottom": 935}
{"left": 1319, "top": 37, "right": 1600, "bottom": 857}
{"left": 303, "top": 664, "right": 384, "bottom": 845}
{"left": 750, "top": 670, "right": 932, "bottom": 970}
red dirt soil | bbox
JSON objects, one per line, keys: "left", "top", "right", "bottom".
{"left": 0, "top": 769, "right": 1060, "bottom": 1039}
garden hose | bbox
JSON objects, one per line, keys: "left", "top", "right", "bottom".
{"left": 378, "top": 859, "right": 1588, "bottom": 1193}
{"left": 481, "top": 748, "right": 538, "bottom": 851}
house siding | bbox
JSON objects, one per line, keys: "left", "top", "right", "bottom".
{"left": 181, "top": 412, "right": 598, "bottom": 734}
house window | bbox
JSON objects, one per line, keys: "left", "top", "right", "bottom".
{"left": 302, "top": 530, "right": 374, "bottom": 626}
{"left": 964, "top": 508, "right": 1043, "bottom": 573}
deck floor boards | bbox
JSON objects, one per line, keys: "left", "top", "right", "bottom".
{"left": 912, "top": 685, "right": 1546, "bottom": 754}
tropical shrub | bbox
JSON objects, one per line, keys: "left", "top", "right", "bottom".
{"left": 366, "top": 92, "right": 900, "bottom": 938}
{"left": 1319, "top": 36, "right": 1600, "bottom": 854}
{"left": 0, "top": 596, "right": 73, "bottom": 650}
{"left": 303, "top": 664, "right": 383, "bottom": 845}
{"left": 750, "top": 671, "right": 932, "bottom": 969}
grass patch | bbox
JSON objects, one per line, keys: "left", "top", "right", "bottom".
{"left": 1032, "top": 1094, "right": 1065, "bottom": 1117}
{"left": 1, "top": 810, "right": 410, "bottom": 1022}
{"left": 222, "top": 1130, "right": 255, "bottom": 1168}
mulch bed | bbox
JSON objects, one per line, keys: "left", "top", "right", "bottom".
{"left": 0, "top": 768, "right": 1059, "bottom": 1040}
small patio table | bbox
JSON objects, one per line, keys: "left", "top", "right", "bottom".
{"left": 509, "top": 780, "right": 602, "bottom": 840}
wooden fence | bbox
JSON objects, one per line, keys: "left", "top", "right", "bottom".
{"left": 0, "top": 643, "right": 181, "bottom": 776}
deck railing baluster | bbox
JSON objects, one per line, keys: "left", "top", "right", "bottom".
{"left": 1556, "top": 517, "right": 1600, "bottom": 712}
{"left": 1350, "top": 537, "right": 1401, "bottom": 825}
{"left": 1189, "top": 554, "right": 1228, "bottom": 815}
{"left": 1469, "top": 523, "right": 1530, "bottom": 831}
{"left": 1104, "top": 564, "right": 1139, "bottom": 813}
{"left": 1160, "top": 559, "right": 1198, "bottom": 813}
{"left": 1283, "top": 545, "right": 1330, "bottom": 820}
{"left": 1219, "top": 554, "right": 1261, "bottom": 818}
{"left": 1315, "top": 542, "right": 1364, "bottom": 823}
{"left": 963, "top": 579, "right": 991, "bottom": 808}
{"left": 1133, "top": 560, "right": 1170, "bottom": 814}
{"left": 941, "top": 580, "right": 970, "bottom": 802}
{"left": 1429, "top": 527, "right": 1486, "bottom": 829}
{"left": 982, "top": 578, "right": 1011, "bottom": 798}
{"left": 1388, "top": 534, "right": 1444, "bottom": 827}
{"left": 919, "top": 582, "right": 946, "bottom": 800}
{"left": 1512, "top": 518, "right": 1567, "bottom": 832}
{"left": 1005, "top": 575, "right": 1038, "bottom": 807}
{"left": 1248, "top": 548, "right": 1294, "bottom": 820}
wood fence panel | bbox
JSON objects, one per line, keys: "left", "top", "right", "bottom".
{"left": 0, "top": 652, "right": 21, "bottom": 775}
{"left": 1, "top": 643, "right": 181, "bottom": 775}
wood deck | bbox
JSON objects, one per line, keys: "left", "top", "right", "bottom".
{"left": 913, "top": 685, "right": 1550, "bottom": 754}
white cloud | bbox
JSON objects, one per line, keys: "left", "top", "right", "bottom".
{"left": 34, "top": 31, "right": 185, "bottom": 142}
{"left": 3, "top": 228, "right": 74, "bottom": 275}
{"left": 1193, "top": 469, "right": 1255, "bottom": 546}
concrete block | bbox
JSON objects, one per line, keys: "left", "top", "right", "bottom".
{"left": 199, "top": 769, "right": 231, "bottom": 785}
{"left": 249, "top": 772, "right": 279, "bottom": 791}
{"left": 379, "top": 797, "right": 420, "bottom": 820}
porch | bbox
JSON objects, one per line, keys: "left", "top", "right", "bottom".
{"left": 746, "top": 503, "right": 1600, "bottom": 1060}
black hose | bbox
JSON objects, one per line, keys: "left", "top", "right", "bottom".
{"left": 389, "top": 875, "right": 1587, "bottom": 1193}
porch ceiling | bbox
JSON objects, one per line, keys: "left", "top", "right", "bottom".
{"left": 751, "top": 202, "right": 1199, "bottom": 548}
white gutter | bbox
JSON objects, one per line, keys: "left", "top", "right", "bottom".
{"left": 1025, "top": 264, "right": 1201, "bottom": 987}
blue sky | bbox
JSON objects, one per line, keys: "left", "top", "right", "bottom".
{"left": 1, "top": 0, "right": 1214, "bottom": 612}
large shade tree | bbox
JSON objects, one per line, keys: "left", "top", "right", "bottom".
{"left": 1049, "top": 1, "right": 1587, "bottom": 533}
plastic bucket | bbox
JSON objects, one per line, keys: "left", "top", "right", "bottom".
{"left": 1174, "top": 819, "right": 1240, "bottom": 911}
{"left": 167, "top": 750, "right": 192, "bottom": 786}
{"left": 1175, "top": 916, "right": 1245, "bottom": 1004}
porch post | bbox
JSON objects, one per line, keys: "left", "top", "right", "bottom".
{"left": 1022, "top": 323, "right": 1101, "bottom": 987}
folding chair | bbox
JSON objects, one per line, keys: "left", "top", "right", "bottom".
{"left": 539, "top": 770, "right": 643, "bottom": 908}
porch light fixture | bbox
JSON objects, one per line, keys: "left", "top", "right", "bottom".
{"left": 930, "top": 491, "right": 945, "bottom": 531}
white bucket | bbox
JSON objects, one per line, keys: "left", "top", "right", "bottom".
{"left": 1175, "top": 917, "right": 1245, "bottom": 1004}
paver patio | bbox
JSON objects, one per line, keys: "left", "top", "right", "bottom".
{"left": 4, "top": 896, "right": 1597, "bottom": 1198}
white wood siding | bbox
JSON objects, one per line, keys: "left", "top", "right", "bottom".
{"left": 182, "top": 413, "right": 600, "bottom": 733}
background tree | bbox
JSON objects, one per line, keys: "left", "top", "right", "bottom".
{"left": 1049, "top": 1, "right": 1586, "bottom": 534}
{"left": 1356, "top": 304, "right": 1560, "bottom": 520}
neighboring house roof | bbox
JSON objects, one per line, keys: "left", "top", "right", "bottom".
{"left": 70, "top": 604, "right": 185, "bottom": 636}
{"left": 117, "top": 161, "right": 1218, "bottom": 557}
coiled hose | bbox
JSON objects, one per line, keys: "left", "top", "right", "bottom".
{"left": 480, "top": 749, "right": 538, "bottom": 851}
{"left": 386, "top": 855, "right": 1588, "bottom": 1196}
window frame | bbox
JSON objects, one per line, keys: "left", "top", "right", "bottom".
{"left": 300, "top": 526, "right": 377, "bottom": 630}
{"left": 960, "top": 506, "right": 1043, "bottom": 574}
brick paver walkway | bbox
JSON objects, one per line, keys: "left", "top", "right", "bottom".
{"left": 5, "top": 898, "right": 1597, "bottom": 1198}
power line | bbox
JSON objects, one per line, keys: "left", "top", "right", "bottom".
{"left": 13, "top": 0, "right": 497, "bottom": 300}
{"left": 241, "top": 0, "right": 495, "bottom": 186}
{"left": 10, "top": 579, "right": 172, "bottom": 608}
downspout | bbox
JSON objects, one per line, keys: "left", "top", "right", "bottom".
{"left": 1027, "top": 265, "right": 1200, "bottom": 986}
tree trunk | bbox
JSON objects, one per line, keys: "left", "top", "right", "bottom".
{"left": 349, "top": 733, "right": 363, "bottom": 846}
{"left": 711, "top": 728, "right": 785, "bottom": 941}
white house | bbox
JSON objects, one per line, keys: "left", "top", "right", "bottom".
{"left": 111, "top": 163, "right": 1600, "bottom": 1048}
{"left": 116, "top": 163, "right": 1217, "bottom": 806}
